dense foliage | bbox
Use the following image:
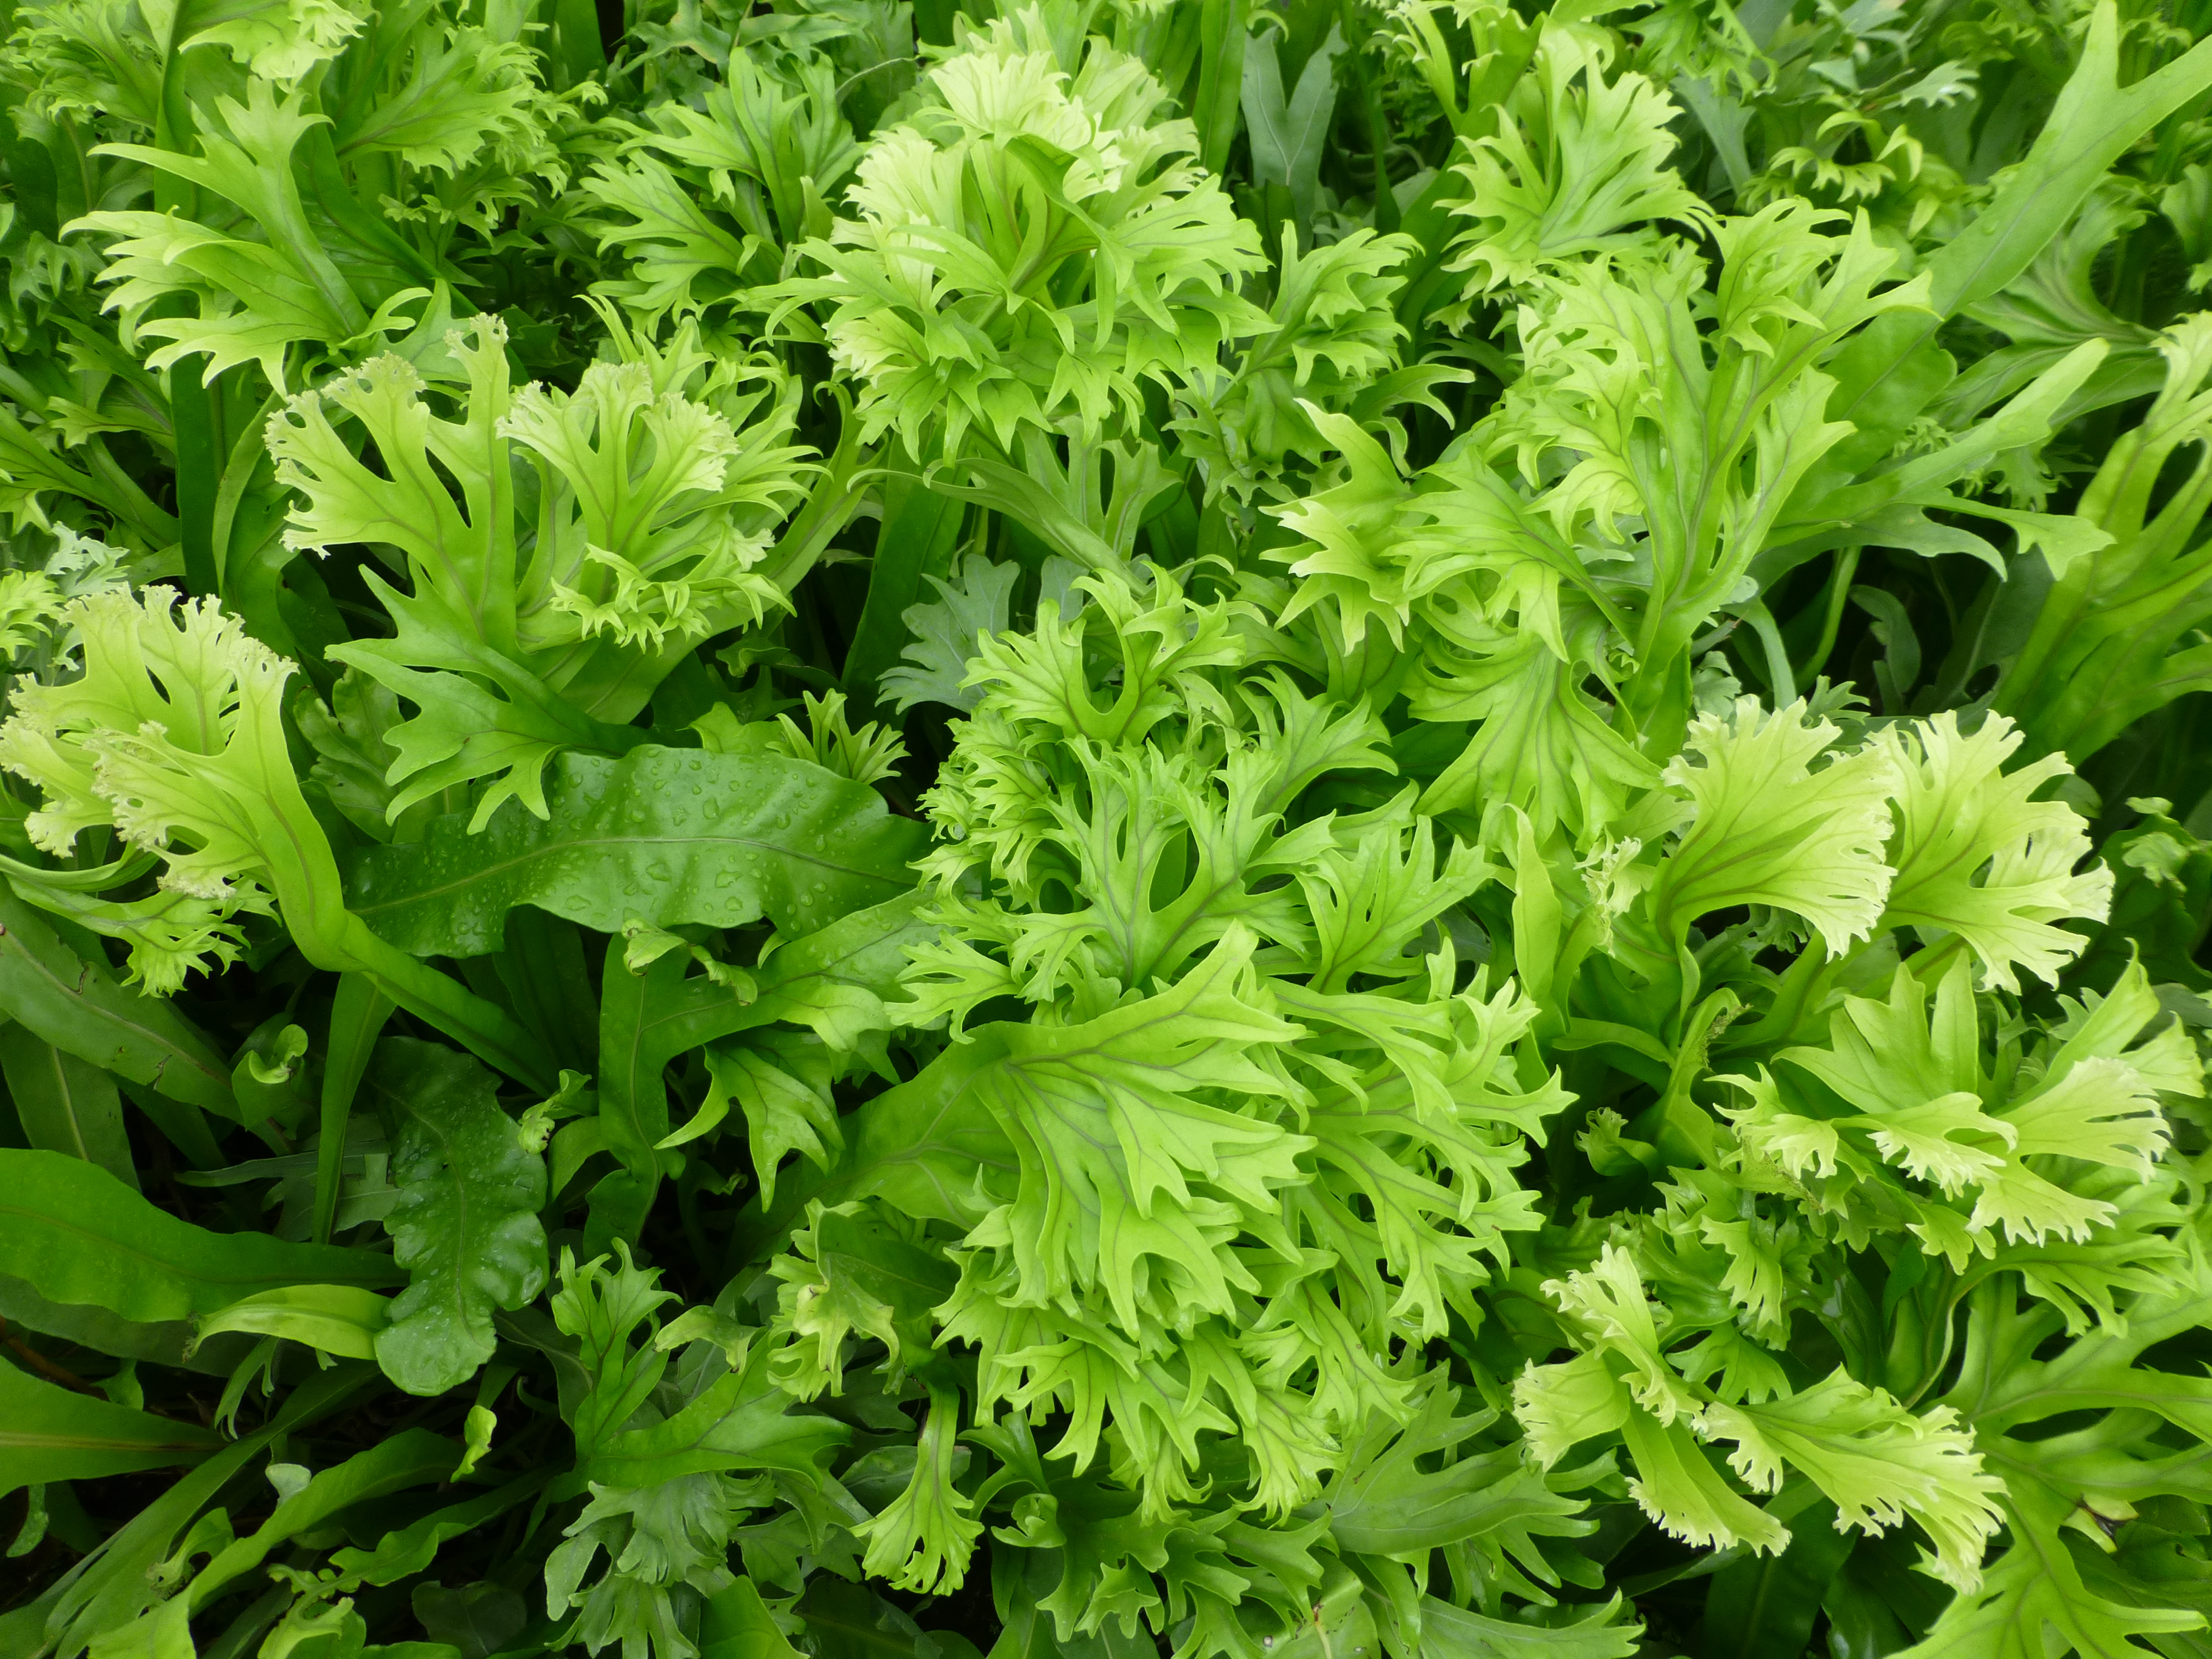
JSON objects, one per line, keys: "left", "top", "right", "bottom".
{"left": 5, "top": 0, "right": 2212, "bottom": 1654}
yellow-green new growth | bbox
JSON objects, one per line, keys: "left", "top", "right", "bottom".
{"left": 0, "top": 587, "right": 548, "bottom": 1081}
{"left": 763, "top": 5, "right": 1269, "bottom": 454}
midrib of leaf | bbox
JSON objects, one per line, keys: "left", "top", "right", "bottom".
{"left": 351, "top": 831, "right": 910, "bottom": 920}
{"left": 0, "top": 1196, "right": 400, "bottom": 1296}
{"left": 0, "top": 1424, "right": 214, "bottom": 1452}
{"left": 0, "top": 927, "right": 229, "bottom": 1099}
{"left": 38, "top": 1042, "right": 93, "bottom": 1161}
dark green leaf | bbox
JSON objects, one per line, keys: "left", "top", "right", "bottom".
{"left": 32, "top": 1367, "right": 383, "bottom": 1657}
{"left": 185, "top": 1430, "right": 459, "bottom": 1611}
{"left": 0, "top": 1363, "right": 221, "bottom": 1496}
{"left": 843, "top": 461, "right": 968, "bottom": 715}
{"left": 1698, "top": 1494, "right": 1857, "bottom": 1659}
{"left": 0, "top": 890, "right": 235, "bottom": 1117}
{"left": 346, "top": 748, "right": 927, "bottom": 958}
{"left": 0, "top": 1149, "right": 401, "bottom": 1346}
{"left": 361, "top": 1040, "right": 548, "bottom": 1396}
{"left": 0, "top": 1024, "right": 136, "bottom": 1187}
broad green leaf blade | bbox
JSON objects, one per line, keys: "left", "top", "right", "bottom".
{"left": 0, "top": 1024, "right": 136, "bottom": 1187}
{"left": 346, "top": 748, "right": 928, "bottom": 958}
{"left": 1698, "top": 1494, "right": 1857, "bottom": 1659}
{"left": 0, "top": 1149, "right": 401, "bottom": 1346}
{"left": 0, "top": 1272, "right": 208, "bottom": 1370}
{"left": 1193, "top": 0, "right": 1250, "bottom": 177}
{"left": 0, "top": 890, "right": 235, "bottom": 1117}
{"left": 1241, "top": 24, "right": 1347, "bottom": 227}
{"left": 791, "top": 1580, "right": 941, "bottom": 1659}
{"left": 1410, "top": 1595, "right": 1642, "bottom": 1657}
{"left": 315, "top": 972, "right": 394, "bottom": 1245}
{"left": 702, "top": 1578, "right": 805, "bottom": 1659}
{"left": 491, "top": 908, "right": 598, "bottom": 1078}
{"left": 879, "top": 554, "right": 1020, "bottom": 716}
{"left": 0, "top": 1362, "right": 220, "bottom": 1498}
{"left": 362, "top": 1039, "right": 549, "bottom": 1396}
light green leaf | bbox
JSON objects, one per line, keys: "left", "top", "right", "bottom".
{"left": 851, "top": 1387, "right": 980, "bottom": 1594}
{"left": 1879, "top": 710, "right": 2111, "bottom": 991}
{"left": 0, "top": 587, "right": 548, "bottom": 1086}
{"left": 1446, "top": 31, "right": 1714, "bottom": 293}
{"left": 194, "top": 1284, "right": 392, "bottom": 1360}
{"left": 1619, "top": 1411, "right": 1789, "bottom": 1557}
{"left": 1412, "top": 1594, "right": 1643, "bottom": 1658}
{"left": 1652, "top": 698, "right": 1899, "bottom": 956}
{"left": 1701, "top": 1372, "right": 2003, "bottom": 1592}
{"left": 76, "top": 80, "right": 372, "bottom": 387}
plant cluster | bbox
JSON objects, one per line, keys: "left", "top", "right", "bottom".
{"left": 4, "top": 0, "right": 2212, "bottom": 1657}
